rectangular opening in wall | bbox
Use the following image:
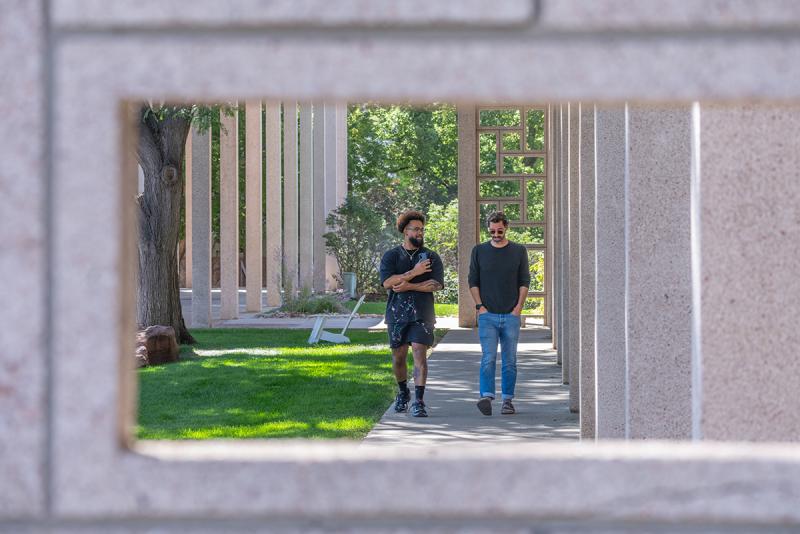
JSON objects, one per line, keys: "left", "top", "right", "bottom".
{"left": 133, "top": 100, "right": 560, "bottom": 443}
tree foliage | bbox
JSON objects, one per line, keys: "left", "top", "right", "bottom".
{"left": 323, "top": 194, "right": 392, "bottom": 294}
{"left": 347, "top": 104, "right": 457, "bottom": 225}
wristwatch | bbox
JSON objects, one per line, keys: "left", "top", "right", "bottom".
{"left": 475, "top": 304, "right": 484, "bottom": 310}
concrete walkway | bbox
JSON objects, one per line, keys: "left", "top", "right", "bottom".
{"left": 363, "top": 327, "right": 579, "bottom": 446}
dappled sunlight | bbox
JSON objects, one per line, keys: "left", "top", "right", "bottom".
{"left": 194, "top": 348, "right": 279, "bottom": 357}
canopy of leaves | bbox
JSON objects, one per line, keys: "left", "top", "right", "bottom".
{"left": 347, "top": 103, "right": 457, "bottom": 225}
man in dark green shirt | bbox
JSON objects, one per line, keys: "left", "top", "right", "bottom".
{"left": 468, "top": 212, "right": 530, "bottom": 416}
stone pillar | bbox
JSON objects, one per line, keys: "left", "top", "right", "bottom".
{"left": 219, "top": 107, "right": 239, "bottom": 320}
{"left": 559, "top": 104, "right": 570, "bottom": 372}
{"left": 245, "top": 100, "right": 262, "bottom": 312}
{"left": 299, "top": 103, "right": 314, "bottom": 291}
{"left": 698, "top": 104, "right": 800, "bottom": 441}
{"left": 184, "top": 134, "right": 193, "bottom": 288}
{"left": 324, "top": 103, "right": 339, "bottom": 290}
{"left": 594, "top": 105, "right": 628, "bottom": 440}
{"left": 555, "top": 105, "right": 565, "bottom": 363}
{"left": 550, "top": 106, "right": 560, "bottom": 350}
{"left": 265, "top": 102, "right": 282, "bottom": 308}
{"left": 336, "top": 103, "right": 348, "bottom": 204}
{"left": 336, "top": 103, "right": 349, "bottom": 288}
{"left": 626, "top": 105, "right": 693, "bottom": 439}
{"left": 457, "top": 106, "right": 478, "bottom": 327}
{"left": 579, "top": 104, "right": 596, "bottom": 438}
{"left": 544, "top": 106, "right": 554, "bottom": 329}
{"left": 191, "top": 125, "right": 212, "bottom": 327}
{"left": 567, "top": 103, "right": 581, "bottom": 412}
{"left": 312, "top": 102, "right": 327, "bottom": 293}
{"left": 283, "top": 101, "right": 299, "bottom": 297}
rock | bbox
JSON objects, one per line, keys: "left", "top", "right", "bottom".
{"left": 134, "top": 345, "right": 149, "bottom": 368}
{"left": 135, "top": 325, "right": 179, "bottom": 366}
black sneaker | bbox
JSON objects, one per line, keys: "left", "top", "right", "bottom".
{"left": 394, "top": 390, "right": 410, "bottom": 412}
{"left": 411, "top": 400, "right": 428, "bottom": 417}
{"left": 477, "top": 396, "right": 492, "bottom": 416}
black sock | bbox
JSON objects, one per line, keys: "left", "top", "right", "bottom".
{"left": 415, "top": 385, "right": 425, "bottom": 401}
{"left": 398, "top": 380, "right": 409, "bottom": 394}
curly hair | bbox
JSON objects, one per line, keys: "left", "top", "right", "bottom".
{"left": 486, "top": 211, "right": 509, "bottom": 227}
{"left": 396, "top": 210, "right": 426, "bottom": 233}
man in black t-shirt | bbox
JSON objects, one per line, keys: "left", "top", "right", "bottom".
{"left": 468, "top": 211, "right": 530, "bottom": 416}
{"left": 379, "top": 210, "right": 444, "bottom": 417}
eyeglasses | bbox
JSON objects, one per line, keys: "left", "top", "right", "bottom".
{"left": 407, "top": 226, "right": 425, "bottom": 233}
{"left": 489, "top": 229, "right": 505, "bottom": 235}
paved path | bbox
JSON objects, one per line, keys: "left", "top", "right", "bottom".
{"left": 363, "top": 327, "right": 578, "bottom": 446}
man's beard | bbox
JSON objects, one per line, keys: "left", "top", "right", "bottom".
{"left": 409, "top": 236, "right": 424, "bottom": 248}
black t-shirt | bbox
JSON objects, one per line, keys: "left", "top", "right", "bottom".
{"left": 379, "top": 245, "right": 444, "bottom": 325}
{"left": 468, "top": 240, "right": 530, "bottom": 314}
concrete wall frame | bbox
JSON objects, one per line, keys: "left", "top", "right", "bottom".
{"left": 35, "top": 3, "right": 800, "bottom": 527}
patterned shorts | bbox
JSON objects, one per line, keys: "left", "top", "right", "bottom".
{"left": 387, "top": 321, "right": 434, "bottom": 349}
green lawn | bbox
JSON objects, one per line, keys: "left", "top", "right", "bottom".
{"left": 137, "top": 328, "right": 445, "bottom": 440}
{"left": 345, "top": 300, "right": 459, "bottom": 317}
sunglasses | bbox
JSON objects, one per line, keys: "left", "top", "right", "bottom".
{"left": 489, "top": 229, "right": 505, "bottom": 235}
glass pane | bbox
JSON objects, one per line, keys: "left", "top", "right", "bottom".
{"left": 502, "top": 132, "right": 521, "bottom": 151}
{"left": 479, "top": 109, "right": 520, "bottom": 127}
{"left": 526, "top": 179, "right": 545, "bottom": 221}
{"left": 527, "top": 249, "right": 545, "bottom": 292}
{"left": 479, "top": 203, "right": 498, "bottom": 228}
{"left": 502, "top": 156, "right": 544, "bottom": 175}
{"left": 503, "top": 203, "right": 521, "bottom": 221}
{"left": 479, "top": 133, "right": 497, "bottom": 175}
{"left": 507, "top": 226, "right": 544, "bottom": 245}
{"left": 523, "top": 297, "right": 544, "bottom": 315}
{"left": 479, "top": 180, "right": 520, "bottom": 198}
{"left": 526, "top": 109, "right": 545, "bottom": 151}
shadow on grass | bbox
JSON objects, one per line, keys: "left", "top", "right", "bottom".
{"left": 137, "top": 329, "right": 399, "bottom": 440}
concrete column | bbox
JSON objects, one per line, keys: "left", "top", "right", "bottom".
{"left": 457, "top": 106, "right": 478, "bottom": 327}
{"left": 698, "top": 104, "right": 800, "bottom": 441}
{"left": 558, "top": 104, "right": 569, "bottom": 369}
{"left": 219, "top": 107, "right": 239, "bottom": 319}
{"left": 567, "top": 103, "right": 580, "bottom": 412}
{"left": 335, "top": 103, "right": 349, "bottom": 289}
{"left": 312, "top": 102, "right": 327, "bottom": 293}
{"left": 594, "top": 106, "right": 627, "bottom": 440}
{"left": 265, "top": 102, "right": 282, "bottom": 307}
{"left": 245, "top": 100, "right": 262, "bottom": 312}
{"left": 550, "top": 106, "right": 560, "bottom": 351}
{"left": 324, "top": 103, "right": 339, "bottom": 290}
{"left": 579, "top": 104, "right": 596, "bottom": 438}
{"left": 336, "top": 103, "right": 348, "bottom": 204}
{"left": 299, "top": 103, "right": 314, "bottom": 291}
{"left": 191, "top": 125, "right": 212, "bottom": 327}
{"left": 627, "top": 105, "right": 693, "bottom": 439}
{"left": 283, "top": 101, "right": 299, "bottom": 297}
{"left": 544, "top": 106, "right": 554, "bottom": 329}
{"left": 184, "top": 134, "right": 192, "bottom": 288}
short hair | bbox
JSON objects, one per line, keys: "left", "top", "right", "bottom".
{"left": 486, "top": 211, "right": 509, "bottom": 227}
{"left": 397, "top": 210, "right": 426, "bottom": 233}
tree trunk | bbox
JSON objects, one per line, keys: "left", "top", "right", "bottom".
{"left": 136, "top": 108, "right": 195, "bottom": 344}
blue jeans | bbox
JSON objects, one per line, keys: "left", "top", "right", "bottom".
{"left": 478, "top": 312, "right": 521, "bottom": 400}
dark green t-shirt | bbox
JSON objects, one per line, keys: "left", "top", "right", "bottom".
{"left": 468, "top": 241, "right": 530, "bottom": 314}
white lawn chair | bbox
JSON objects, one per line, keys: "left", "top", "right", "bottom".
{"left": 307, "top": 295, "right": 366, "bottom": 344}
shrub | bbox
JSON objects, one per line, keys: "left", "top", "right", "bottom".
{"left": 324, "top": 194, "right": 392, "bottom": 294}
{"left": 277, "top": 287, "right": 346, "bottom": 315}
